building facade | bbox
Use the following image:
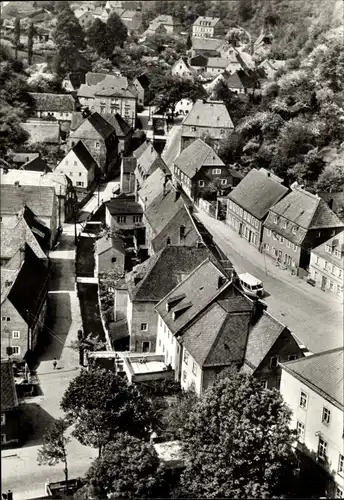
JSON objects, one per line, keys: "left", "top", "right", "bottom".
{"left": 192, "top": 16, "right": 221, "bottom": 38}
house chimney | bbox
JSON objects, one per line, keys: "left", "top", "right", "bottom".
{"left": 251, "top": 299, "right": 268, "bottom": 325}
{"left": 14, "top": 181, "right": 20, "bottom": 187}
{"left": 218, "top": 275, "right": 226, "bottom": 289}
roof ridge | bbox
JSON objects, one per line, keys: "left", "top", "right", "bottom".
{"left": 282, "top": 346, "right": 344, "bottom": 365}
{"left": 131, "top": 247, "right": 165, "bottom": 298}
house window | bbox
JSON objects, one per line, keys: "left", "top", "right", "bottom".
{"left": 261, "top": 380, "right": 268, "bottom": 388}
{"left": 270, "top": 356, "right": 279, "bottom": 368}
{"left": 212, "top": 168, "right": 221, "bottom": 174}
{"left": 288, "top": 354, "right": 298, "bottom": 361}
{"left": 267, "top": 229, "right": 271, "bottom": 236}
{"left": 296, "top": 420, "right": 305, "bottom": 442}
{"left": 11, "top": 346, "right": 20, "bottom": 355}
{"left": 220, "top": 179, "right": 227, "bottom": 185}
{"left": 286, "top": 240, "right": 291, "bottom": 248}
{"left": 180, "top": 225, "right": 185, "bottom": 240}
{"left": 329, "top": 281, "right": 334, "bottom": 291}
{"left": 322, "top": 407, "right": 331, "bottom": 425}
{"left": 65, "top": 160, "right": 69, "bottom": 166}
{"left": 12, "top": 331, "right": 20, "bottom": 339}
{"left": 274, "top": 216, "right": 278, "bottom": 224}
{"left": 336, "top": 487, "right": 343, "bottom": 499}
{"left": 280, "top": 236, "right": 284, "bottom": 244}
{"left": 283, "top": 221, "right": 288, "bottom": 229}
{"left": 1, "top": 434, "right": 6, "bottom": 444}
{"left": 117, "top": 216, "right": 126, "bottom": 224}
{"left": 293, "top": 244, "right": 297, "bottom": 251}
{"left": 331, "top": 264, "right": 336, "bottom": 274}
{"left": 338, "top": 454, "right": 344, "bottom": 474}
{"left": 133, "top": 215, "right": 142, "bottom": 223}
{"left": 142, "top": 341, "right": 150, "bottom": 352}
{"left": 183, "top": 370, "right": 187, "bottom": 382}
{"left": 265, "top": 244, "right": 269, "bottom": 252}
{"left": 1, "top": 414, "right": 5, "bottom": 426}
{"left": 141, "top": 323, "right": 148, "bottom": 331}
{"left": 158, "top": 339, "right": 161, "bottom": 347}
{"left": 335, "top": 249, "right": 341, "bottom": 258}
{"left": 292, "top": 226, "right": 297, "bottom": 234}
{"left": 79, "top": 172, "right": 82, "bottom": 176}
{"left": 273, "top": 233, "right": 277, "bottom": 240}
{"left": 76, "top": 182, "right": 84, "bottom": 187}
{"left": 324, "top": 261, "right": 328, "bottom": 270}
{"left": 111, "top": 257, "right": 117, "bottom": 263}
{"left": 183, "top": 350, "right": 189, "bottom": 365}
{"left": 299, "top": 391, "right": 308, "bottom": 409}
{"left": 95, "top": 141, "right": 100, "bottom": 149}
{"left": 74, "top": 161, "right": 77, "bottom": 166}
{"left": 192, "top": 362, "right": 197, "bottom": 375}
{"left": 318, "top": 437, "right": 327, "bottom": 460}
{"left": 339, "top": 269, "right": 342, "bottom": 278}
{"left": 198, "top": 180, "right": 204, "bottom": 187}
{"left": 167, "top": 237, "right": 171, "bottom": 245}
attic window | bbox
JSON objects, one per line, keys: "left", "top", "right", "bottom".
{"left": 172, "top": 301, "right": 192, "bottom": 321}
{"left": 166, "top": 293, "right": 186, "bottom": 312}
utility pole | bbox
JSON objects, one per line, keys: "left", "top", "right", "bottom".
{"left": 73, "top": 200, "right": 78, "bottom": 245}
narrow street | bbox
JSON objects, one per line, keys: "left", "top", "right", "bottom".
{"left": 162, "top": 122, "right": 182, "bottom": 168}
{"left": 195, "top": 209, "right": 343, "bottom": 354}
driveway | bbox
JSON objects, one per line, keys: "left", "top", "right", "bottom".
{"left": 195, "top": 208, "right": 343, "bottom": 354}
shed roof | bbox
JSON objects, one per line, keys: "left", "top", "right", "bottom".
{"left": 228, "top": 168, "right": 288, "bottom": 220}
{"left": 105, "top": 198, "right": 143, "bottom": 215}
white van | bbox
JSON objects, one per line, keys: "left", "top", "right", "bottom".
{"left": 238, "top": 273, "right": 264, "bottom": 298}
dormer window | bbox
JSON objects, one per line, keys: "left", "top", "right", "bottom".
{"left": 274, "top": 216, "right": 278, "bottom": 224}
{"left": 325, "top": 244, "right": 332, "bottom": 253}
{"left": 292, "top": 226, "right": 297, "bottom": 234}
{"left": 172, "top": 301, "right": 192, "bottom": 321}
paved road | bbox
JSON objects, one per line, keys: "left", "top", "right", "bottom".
{"left": 195, "top": 209, "right": 343, "bottom": 354}
{"left": 162, "top": 123, "right": 182, "bottom": 168}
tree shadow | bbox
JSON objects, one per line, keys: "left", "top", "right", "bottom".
{"left": 19, "top": 403, "right": 57, "bottom": 448}
{"left": 76, "top": 237, "right": 95, "bottom": 278}
{"left": 35, "top": 292, "right": 72, "bottom": 362}
{"left": 49, "top": 258, "right": 76, "bottom": 291}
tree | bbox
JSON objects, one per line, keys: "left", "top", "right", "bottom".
{"left": 186, "top": 33, "right": 192, "bottom": 50}
{"left": 86, "top": 19, "right": 108, "bottom": 58}
{"left": 105, "top": 12, "right": 128, "bottom": 56}
{"left": 179, "top": 372, "right": 298, "bottom": 498}
{"left": 37, "top": 418, "right": 70, "bottom": 484}
{"left": 86, "top": 434, "right": 165, "bottom": 498}
{"left": 316, "top": 164, "right": 344, "bottom": 193}
{"left": 0, "top": 105, "right": 29, "bottom": 156}
{"left": 153, "top": 75, "right": 206, "bottom": 116}
{"left": 27, "top": 21, "right": 34, "bottom": 66}
{"left": 162, "top": 390, "right": 198, "bottom": 440}
{"left": 60, "top": 368, "right": 155, "bottom": 456}
{"left": 237, "top": 0, "right": 254, "bottom": 22}
{"left": 14, "top": 17, "right": 21, "bottom": 61}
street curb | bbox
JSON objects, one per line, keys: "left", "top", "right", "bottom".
{"left": 2, "top": 454, "right": 18, "bottom": 458}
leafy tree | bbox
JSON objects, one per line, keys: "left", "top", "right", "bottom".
{"left": 316, "top": 163, "right": 344, "bottom": 193}
{"left": 0, "top": 105, "right": 29, "bottom": 156}
{"left": 152, "top": 75, "right": 206, "bottom": 116}
{"left": 237, "top": 0, "right": 254, "bottom": 22}
{"left": 37, "top": 418, "right": 70, "bottom": 484}
{"left": 105, "top": 12, "right": 128, "bottom": 56}
{"left": 60, "top": 368, "right": 155, "bottom": 456}
{"left": 27, "top": 21, "right": 34, "bottom": 66}
{"left": 161, "top": 390, "right": 197, "bottom": 440}
{"left": 85, "top": 434, "right": 165, "bottom": 498}
{"left": 179, "top": 371, "right": 297, "bottom": 498}
{"left": 186, "top": 33, "right": 192, "bottom": 50}
{"left": 14, "top": 17, "right": 21, "bottom": 61}
{"left": 86, "top": 19, "right": 108, "bottom": 58}
{"left": 0, "top": 61, "right": 33, "bottom": 112}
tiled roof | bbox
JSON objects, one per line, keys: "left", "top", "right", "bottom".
{"left": 183, "top": 100, "right": 234, "bottom": 129}
{"left": 1, "top": 360, "right": 18, "bottom": 411}
{"left": 20, "top": 157, "right": 51, "bottom": 172}
{"left": 228, "top": 168, "right": 288, "bottom": 220}
{"left": 9, "top": 153, "right": 39, "bottom": 164}
{"left": 0, "top": 168, "right": 69, "bottom": 196}
{"left": 21, "top": 121, "right": 60, "bottom": 144}
{"left": 191, "top": 37, "right": 224, "bottom": 52}
{"left": 207, "top": 57, "right": 229, "bottom": 69}
{"left": 264, "top": 187, "right": 344, "bottom": 244}
{"left": 70, "top": 111, "right": 84, "bottom": 131}
{"left": 87, "top": 112, "right": 117, "bottom": 139}
{"left": 133, "top": 140, "right": 167, "bottom": 176}
{"left": 174, "top": 138, "right": 224, "bottom": 178}
{"left": 77, "top": 84, "right": 96, "bottom": 98}
{"left": 95, "top": 86, "right": 136, "bottom": 99}
{"left": 126, "top": 246, "right": 213, "bottom": 302}
{"left": 135, "top": 74, "right": 150, "bottom": 89}
{"left": 225, "top": 71, "right": 246, "bottom": 89}
{"left": 1, "top": 268, "right": 20, "bottom": 304}
{"left": 152, "top": 14, "right": 180, "bottom": 26}
{"left": 71, "top": 141, "right": 97, "bottom": 171}
{"left": 155, "top": 258, "right": 229, "bottom": 335}
{"left": 193, "top": 16, "right": 220, "bottom": 27}
{"left": 122, "top": 157, "right": 136, "bottom": 174}
{"left": 101, "top": 112, "right": 132, "bottom": 137}
{"left": 311, "top": 230, "right": 344, "bottom": 268}
{"left": 1, "top": 218, "right": 47, "bottom": 262}
{"left": 137, "top": 167, "right": 169, "bottom": 208}
{"left": 281, "top": 347, "right": 344, "bottom": 409}
{"left": 29, "top": 93, "right": 75, "bottom": 112}
{"left": 8, "top": 245, "right": 49, "bottom": 329}
{"left": 105, "top": 198, "right": 143, "bottom": 215}
{"left": 95, "top": 235, "right": 125, "bottom": 255}
{"left": 85, "top": 72, "right": 127, "bottom": 87}
{"left": 244, "top": 311, "right": 288, "bottom": 369}
{"left": 0, "top": 185, "right": 56, "bottom": 218}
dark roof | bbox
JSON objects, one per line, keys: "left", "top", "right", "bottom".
{"left": 133, "top": 140, "right": 167, "bottom": 177}
{"left": 126, "top": 246, "right": 213, "bottom": 302}
{"left": 0, "top": 219, "right": 46, "bottom": 261}
{"left": 281, "top": 348, "right": 344, "bottom": 409}
{"left": 183, "top": 100, "right": 234, "bottom": 130}
{"left": 311, "top": 230, "right": 344, "bottom": 267}
{"left": 228, "top": 168, "right": 289, "bottom": 220}
{"left": 135, "top": 73, "right": 150, "bottom": 89}
{"left": 29, "top": 93, "right": 75, "bottom": 112}
{"left": 101, "top": 112, "right": 132, "bottom": 137}
{"left": 244, "top": 311, "right": 288, "bottom": 369}
{"left": 9, "top": 152, "right": 39, "bottom": 164}
{"left": 1, "top": 360, "right": 18, "bottom": 411}
{"left": 95, "top": 235, "right": 125, "bottom": 255}
{"left": 105, "top": 198, "right": 143, "bottom": 215}
{"left": 20, "top": 157, "right": 51, "bottom": 172}
{"left": 174, "top": 138, "right": 224, "bottom": 178}
{"left": 8, "top": 245, "right": 49, "bottom": 329}
{"left": 189, "top": 55, "right": 208, "bottom": 67}
{"left": 122, "top": 157, "right": 136, "bottom": 174}
{"left": 0, "top": 185, "right": 56, "bottom": 218}
{"left": 87, "top": 112, "right": 117, "bottom": 140}
{"left": 71, "top": 141, "right": 97, "bottom": 171}
{"left": 22, "top": 205, "right": 51, "bottom": 252}
{"left": 70, "top": 111, "right": 84, "bottom": 131}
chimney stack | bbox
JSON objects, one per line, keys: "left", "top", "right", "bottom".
{"left": 218, "top": 275, "right": 226, "bottom": 289}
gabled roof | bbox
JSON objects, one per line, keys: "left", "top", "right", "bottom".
{"left": 134, "top": 73, "right": 150, "bottom": 89}
{"left": 207, "top": 57, "right": 230, "bottom": 69}
{"left": 20, "top": 157, "right": 51, "bottom": 172}
{"left": 126, "top": 246, "right": 213, "bottom": 302}
{"left": 191, "top": 37, "right": 224, "bottom": 52}
{"left": 133, "top": 140, "right": 167, "bottom": 177}
{"left": 105, "top": 198, "right": 143, "bottom": 215}
{"left": 172, "top": 57, "right": 193, "bottom": 72}
{"left": 85, "top": 72, "right": 127, "bottom": 87}
{"left": 1, "top": 218, "right": 48, "bottom": 262}
{"left": 244, "top": 311, "right": 289, "bottom": 369}
{"left": 28, "top": 93, "right": 75, "bottom": 112}
{"left": 193, "top": 16, "right": 220, "bottom": 27}
{"left": 183, "top": 100, "right": 234, "bottom": 130}
{"left": 121, "top": 157, "right": 136, "bottom": 174}
{"left": 155, "top": 258, "right": 229, "bottom": 335}
{"left": 1, "top": 268, "right": 20, "bottom": 304}
{"left": 0, "top": 185, "right": 56, "bottom": 218}
{"left": 311, "top": 230, "right": 344, "bottom": 267}
{"left": 8, "top": 245, "right": 49, "bottom": 329}
{"left": 228, "top": 168, "right": 289, "bottom": 220}
{"left": 269, "top": 187, "right": 344, "bottom": 230}
{"left": 174, "top": 138, "right": 224, "bottom": 178}
{"left": 95, "top": 235, "right": 125, "bottom": 255}
{"left": 1, "top": 360, "right": 19, "bottom": 412}
{"left": 101, "top": 112, "right": 132, "bottom": 137}
{"left": 281, "top": 348, "right": 344, "bottom": 409}
{"left": 137, "top": 167, "right": 169, "bottom": 208}
{"left": 70, "top": 141, "right": 97, "bottom": 171}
